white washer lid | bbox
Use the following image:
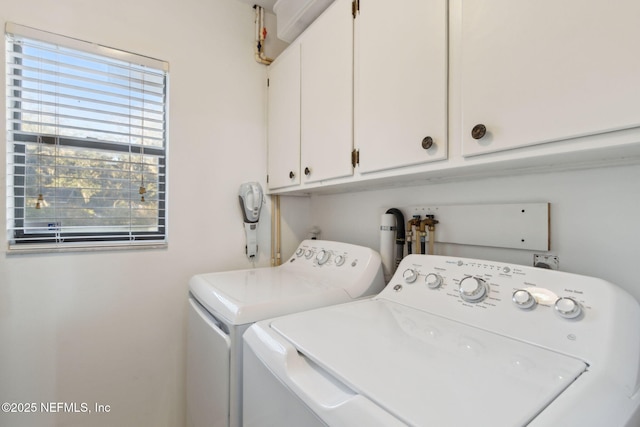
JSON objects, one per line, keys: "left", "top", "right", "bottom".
{"left": 270, "top": 299, "right": 588, "bottom": 426}
{"left": 189, "top": 267, "right": 349, "bottom": 325}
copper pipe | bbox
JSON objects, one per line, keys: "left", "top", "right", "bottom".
{"left": 420, "top": 217, "right": 439, "bottom": 255}
{"left": 406, "top": 216, "right": 421, "bottom": 255}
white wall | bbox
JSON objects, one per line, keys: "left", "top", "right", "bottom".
{"left": 0, "top": 0, "right": 270, "bottom": 426}
{"left": 279, "top": 195, "right": 314, "bottom": 260}
{"left": 307, "top": 164, "right": 640, "bottom": 304}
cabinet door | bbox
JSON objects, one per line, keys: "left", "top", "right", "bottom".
{"left": 300, "top": 0, "right": 354, "bottom": 184}
{"left": 355, "top": 0, "right": 448, "bottom": 174}
{"left": 458, "top": 0, "right": 640, "bottom": 157}
{"left": 267, "top": 43, "right": 301, "bottom": 190}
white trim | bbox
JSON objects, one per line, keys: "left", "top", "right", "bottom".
{"left": 5, "top": 22, "right": 169, "bottom": 72}
{"left": 7, "top": 240, "right": 168, "bottom": 254}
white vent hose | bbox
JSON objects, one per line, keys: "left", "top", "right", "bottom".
{"left": 380, "top": 213, "right": 396, "bottom": 283}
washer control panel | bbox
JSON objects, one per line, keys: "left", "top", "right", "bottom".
{"left": 389, "top": 256, "right": 594, "bottom": 320}
{"left": 377, "top": 254, "right": 639, "bottom": 362}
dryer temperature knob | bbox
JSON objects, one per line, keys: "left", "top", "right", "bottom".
{"left": 459, "top": 276, "right": 488, "bottom": 302}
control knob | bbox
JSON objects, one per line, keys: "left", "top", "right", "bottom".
{"left": 335, "top": 255, "right": 346, "bottom": 266}
{"left": 425, "top": 273, "right": 443, "bottom": 289}
{"left": 403, "top": 269, "right": 419, "bottom": 284}
{"left": 459, "top": 276, "right": 488, "bottom": 303}
{"left": 295, "top": 248, "right": 305, "bottom": 257}
{"left": 554, "top": 297, "right": 582, "bottom": 319}
{"left": 512, "top": 289, "right": 536, "bottom": 310}
{"left": 316, "top": 250, "right": 330, "bottom": 265}
{"left": 304, "top": 249, "right": 314, "bottom": 259}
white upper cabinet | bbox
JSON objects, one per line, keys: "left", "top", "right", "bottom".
{"left": 457, "top": 0, "right": 640, "bottom": 157}
{"left": 268, "top": 0, "right": 640, "bottom": 194}
{"left": 354, "top": 0, "right": 448, "bottom": 173}
{"left": 267, "top": 42, "right": 301, "bottom": 190}
{"left": 267, "top": 0, "right": 353, "bottom": 190}
{"left": 300, "top": 0, "right": 354, "bottom": 184}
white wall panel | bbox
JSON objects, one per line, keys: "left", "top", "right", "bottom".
{"left": 0, "top": 0, "right": 269, "bottom": 426}
{"left": 306, "top": 165, "right": 640, "bottom": 303}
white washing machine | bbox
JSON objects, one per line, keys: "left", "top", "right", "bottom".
{"left": 243, "top": 254, "right": 640, "bottom": 426}
{"left": 186, "top": 240, "right": 384, "bottom": 427}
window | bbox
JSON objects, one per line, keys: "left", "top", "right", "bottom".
{"left": 5, "top": 23, "right": 168, "bottom": 251}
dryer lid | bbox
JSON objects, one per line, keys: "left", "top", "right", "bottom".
{"left": 269, "top": 299, "right": 588, "bottom": 426}
{"left": 189, "top": 267, "right": 348, "bottom": 325}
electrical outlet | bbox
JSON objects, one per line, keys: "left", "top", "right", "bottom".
{"left": 534, "top": 254, "right": 559, "bottom": 270}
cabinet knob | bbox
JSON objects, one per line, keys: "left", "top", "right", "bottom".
{"left": 304, "top": 167, "right": 311, "bottom": 176}
{"left": 289, "top": 171, "right": 295, "bottom": 179}
{"left": 471, "top": 124, "right": 487, "bottom": 140}
{"left": 421, "top": 136, "right": 434, "bottom": 150}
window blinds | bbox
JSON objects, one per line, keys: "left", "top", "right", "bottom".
{"left": 5, "top": 23, "right": 169, "bottom": 251}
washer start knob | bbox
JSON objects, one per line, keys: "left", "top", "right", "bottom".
{"left": 459, "top": 276, "right": 488, "bottom": 303}
{"left": 554, "top": 297, "right": 582, "bottom": 319}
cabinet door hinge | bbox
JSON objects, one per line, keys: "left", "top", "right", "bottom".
{"left": 352, "top": 0, "right": 359, "bottom": 19}
{"left": 266, "top": 174, "right": 269, "bottom": 183}
{"left": 351, "top": 149, "right": 360, "bottom": 167}
{"left": 267, "top": 78, "right": 270, "bottom": 87}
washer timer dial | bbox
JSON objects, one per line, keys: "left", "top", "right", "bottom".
{"left": 459, "top": 276, "right": 489, "bottom": 303}
{"left": 316, "top": 250, "right": 330, "bottom": 265}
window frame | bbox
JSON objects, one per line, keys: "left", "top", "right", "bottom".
{"left": 6, "top": 23, "right": 169, "bottom": 252}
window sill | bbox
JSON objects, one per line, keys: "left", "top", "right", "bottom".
{"left": 6, "top": 240, "right": 168, "bottom": 255}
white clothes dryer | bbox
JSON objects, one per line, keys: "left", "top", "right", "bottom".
{"left": 243, "top": 254, "right": 640, "bottom": 426}
{"left": 186, "top": 240, "right": 384, "bottom": 427}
